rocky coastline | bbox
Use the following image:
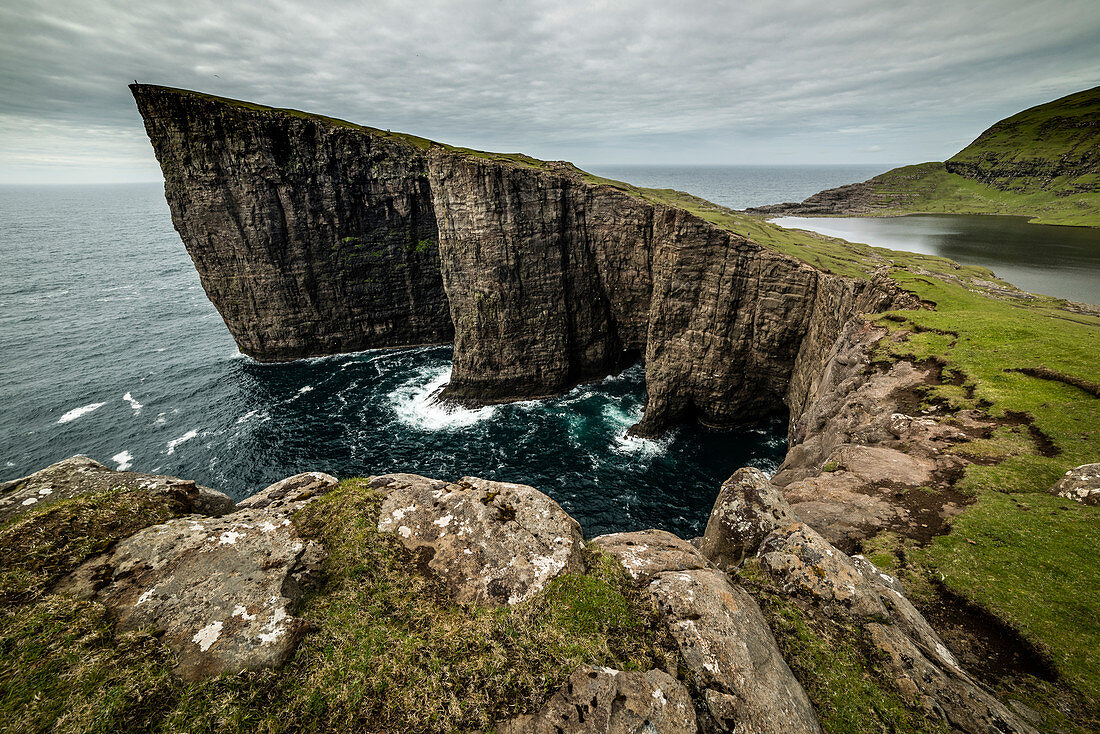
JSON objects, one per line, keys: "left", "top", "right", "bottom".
{"left": 9, "top": 83, "right": 1086, "bottom": 731}
{"left": 6, "top": 449, "right": 1084, "bottom": 732}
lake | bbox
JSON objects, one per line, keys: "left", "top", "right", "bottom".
{"left": 771, "top": 214, "right": 1100, "bottom": 305}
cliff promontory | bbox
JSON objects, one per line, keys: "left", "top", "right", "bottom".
{"left": 132, "top": 84, "right": 908, "bottom": 436}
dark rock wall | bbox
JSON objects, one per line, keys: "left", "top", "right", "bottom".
{"left": 131, "top": 84, "right": 453, "bottom": 361}
{"left": 427, "top": 152, "right": 651, "bottom": 403}
{"left": 426, "top": 151, "right": 906, "bottom": 434}
{"left": 134, "top": 84, "right": 906, "bottom": 436}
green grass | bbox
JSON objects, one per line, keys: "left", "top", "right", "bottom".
{"left": 872, "top": 269, "right": 1100, "bottom": 496}
{"left": 912, "top": 492, "right": 1100, "bottom": 701}
{"left": 947, "top": 86, "right": 1100, "bottom": 193}
{"left": 824, "top": 162, "right": 1100, "bottom": 227}
{"left": 0, "top": 479, "right": 672, "bottom": 733}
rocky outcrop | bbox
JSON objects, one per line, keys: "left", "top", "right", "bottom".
{"left": 7, "top": 456, "right": 1044, "bottom": 732}
{"left": 0, "top": 455, "right": 234, "bottom": 523}
{"left": 133, "top": 85, "right": 913, "bottom": 437}
{"left": 236, "top": 471, "right": 339, "bottom": 511}
{"left": 699, "top": 467, "right": 795, "bottom": 569}
{"left": 375, "top": 473, "right": 585, "bottom": 605}
{"left": 498, "top": 666, "right": 698, "bottom": 734}
{"left": 58, "top": 507, "right": 325, "bottom": 680}
{"left": 774, "top": 319, "right": 973, "bottom": 549}
{"left": 647, "top": 567, "right": 822, "bottom": 733}
{"left": 131, "top": 84, "right": 453, "bottom": 361}
{"left": 700, "top": 466, "right": 1037, "bottom": 734}
{"left": 592, "top": 529, "right": 707, "bottom": 583}
{"left": 596, "top": 527, "right": 821, "bottom": 734}
{"left": 1050, "top": 463, "right": 1100, "bottom": 505}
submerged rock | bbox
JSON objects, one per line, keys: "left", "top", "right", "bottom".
{"left": 498, "top": 666, "right": 697, "bottom": 734}
{"left": 375, "top": 473, "right": 585, "bottom": 605}
{"left": 1050, "top": 463, "right": 1100, "bottom": 505}
{"left": 0, "top": 455, "right": 234, "bottom": 523}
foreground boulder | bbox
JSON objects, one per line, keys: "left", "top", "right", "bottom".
{"left": 375, "top": 473, "right": 585, "bottom": 605}
{"left": 700, "top": 467, "right": 796, "bottom": 570}
{"left": 238, "top": 471, "right": 339, "bottom": 511}
{"left": 0, "top": 455, "right": 235, "bottom": 523}
{"left": 498, "top": 666, "right": 697, "bottom": 734}
{"left": 1050, "top": 463, "right": 1100, "bottom": 505}
{"left": 596, "top": 526, "right": 822, "bottom": 734}
{"left": 57, "top": 485, "right": 325, "bottom": 680}
{"left": 648, "top": 568, "right": 822, "bottom": 734}
{"left": 592, "top": 529, "right": 707, "bottom": 583}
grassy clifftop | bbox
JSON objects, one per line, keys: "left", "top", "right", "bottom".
{"left": 751, "top": 86, "right": 1100, "bottom": 227}
{"left": 947, "top": 86, "right": 1100, "bottom": 190}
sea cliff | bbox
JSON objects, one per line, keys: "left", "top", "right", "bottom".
{"left": 131, "top": 84, "right": 911, "bottom": 437}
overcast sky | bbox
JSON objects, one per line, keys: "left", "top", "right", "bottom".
{"left": 1, "top": 0, "right": 1097, "bottom": 183}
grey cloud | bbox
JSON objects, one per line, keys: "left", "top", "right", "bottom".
{"left": 0, "top": 0, "right": 1097, "bottom": 182}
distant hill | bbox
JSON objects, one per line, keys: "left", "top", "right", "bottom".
{"left": 751, "top": 86, "right": 1100, "bottom": 226}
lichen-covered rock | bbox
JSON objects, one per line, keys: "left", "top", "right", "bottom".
{"left": 869, "top": 623, "right": 1038, "bottom": 734}
{"left": 376, "top": 473, "right": 584, "bottom": 605}
{"left": 646, "top": 568, "right": 821, "bottom": 734}
{"left": 0, "top": 455, "right": 234, "bottom": 524}
{"left": 759, "top": 524, "right": 1037, "bottom": 734}
{"left": 57, "top": 508, "right": 323, "bottom": 680}
{"left": 238, "top": 471, "right": 339, "bottom": 511}
{"left": 757, "top": 522, "right": 888, "bottom": 619}
{"left": 700, "top": 467, "right": 796, "bottom": 570}
{"left": 498, "top": 666, "right": 697, "bottom": 734}
{"left": 592, "top": 529, "right": 707, "bottom": 583}
{"left": 1050, "top": 463, "right": 1100, "bottom": 505}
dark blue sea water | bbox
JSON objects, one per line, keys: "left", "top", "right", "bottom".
{"left": 0, "top": 174, "right": 812, "bottom": 538}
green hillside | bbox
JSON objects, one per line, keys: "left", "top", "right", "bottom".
{"left": 755, "top": 86, "right": 1100, "bottom": 227}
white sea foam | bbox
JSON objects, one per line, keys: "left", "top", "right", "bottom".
{"left": 123, "top": 392, "right": 143, "bottom": 414}
{"left": 236, "top": 410, "right": 259, "bottom": 424}
{"left": 603, "top": 403, "right": 670, "bottom": 460}
{"left": 57, "top": 402, "right": 106, "bottom": 424}
{"left": 112, "top": 450, "right": 134, "bottom": 471}
{"left": 390, "top": 366, "right": 497, "bottom": 430}
{"left": 166, "top": 429, "right": 199, "bottom": 455}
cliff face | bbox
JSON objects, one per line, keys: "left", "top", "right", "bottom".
{"left": 134, "top": 84, "right": 909, "bottom": 435}
{"left": 426, "top": 149, "right": 908, "bottom": 433}
{"left": 131, "top": 85, "right": 453, "bottom": 361}
{"left": 426, "top": 153, "right": 651, "bottom": 403}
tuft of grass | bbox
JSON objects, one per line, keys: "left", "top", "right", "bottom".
{"left": 0, "top": 489, "right": 183, "bottom": 608}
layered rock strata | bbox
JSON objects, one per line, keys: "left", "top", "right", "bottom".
{"left": 132, "top": 85, "right": 911, "bottom": 436}
{"left": 132, "top": 85, "right": 453, "bottom": 361}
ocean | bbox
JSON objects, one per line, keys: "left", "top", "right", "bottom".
{"left": 0, "top": 164, "right": 897, "bottom": 537}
